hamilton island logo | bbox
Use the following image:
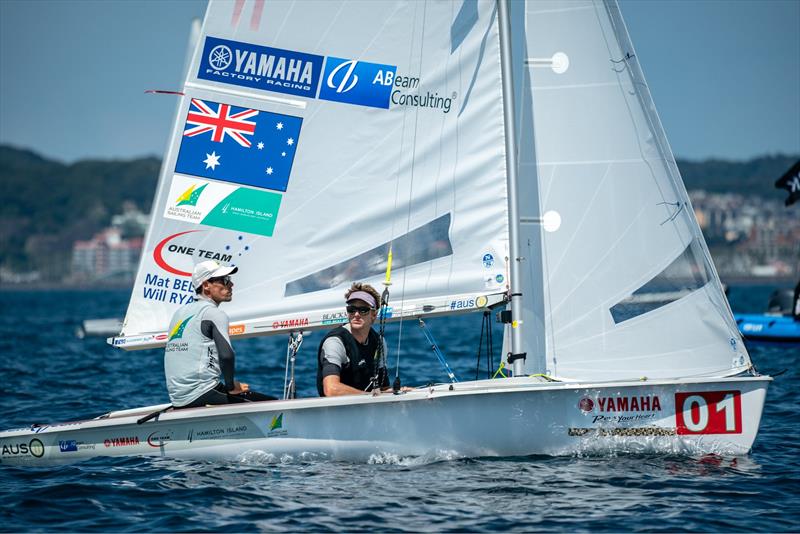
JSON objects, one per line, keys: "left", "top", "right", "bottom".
{"left": 175, "top": 183, "right": 207, "bottom": 207}
{"left": 168, "top": 316, "right": 193, "bottom": 341}
{"left": 208, "top": 45, "right": 232, "bottom": 70}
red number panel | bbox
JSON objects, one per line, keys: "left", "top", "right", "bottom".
{"left": 675, "top": 390, "right": 742, "bottom": 435}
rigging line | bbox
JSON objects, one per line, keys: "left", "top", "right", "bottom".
{"left": 394, "top": 0, "right": 429, "bottom": 379}
{"left": 604, "top": 4, "right": 696, "bottom": 250}
{"left": 657, "top": 201, "right": 684, "bottom": 225}
{"left": 476, "top": 312, "right": 486, "bottom": 380}
{"left": 488, "top": 309, "right": 494, "bottom": 378}
{"left": 594, "top": 3, "right": 676, "bottom": 220}
{"left": 419, "top": 319, "right": 458, "bottom": 383}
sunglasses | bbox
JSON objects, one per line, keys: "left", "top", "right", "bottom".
{"left": 346, "top": 305, "right": 373, "bottom": 315}
{"left": 209, "top": 275, "right": 233, "bottom": 286}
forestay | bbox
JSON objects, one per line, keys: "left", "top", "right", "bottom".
{"left": 513, "top": 0, "right": 751, "bottom": 380}
{"left": 115, "top": 0, "right": 511, "bottom": 349}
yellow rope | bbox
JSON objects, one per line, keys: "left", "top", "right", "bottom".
{"left": 384, "top": 246, "right": 393, "bottom": 286}
{"left": 492, "top": 361, "right": 507, "bottom": 378}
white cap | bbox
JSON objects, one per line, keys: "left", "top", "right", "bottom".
{"left": 346, "top": 290, "right": 377, "bottom": 308}
{"left": 192, "top": 260, "right": 238, "bottom": 290}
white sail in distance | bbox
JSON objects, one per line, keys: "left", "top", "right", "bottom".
{"left": 117, "top": 0, "right": 511, "bottom": 348}
{"left": 512, "top": 0, "right": 751, "bottom": 380}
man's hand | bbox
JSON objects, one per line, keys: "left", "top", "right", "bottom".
{"left": 229, "top": 380, "right": 250, "bottom": 394}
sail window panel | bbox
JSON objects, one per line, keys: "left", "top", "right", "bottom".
{"left": 609, "top": 239, "right": 713, "bottom": 324}
{"left": 285, "top": 214, "right": 453, "bottom": 296}
{"left": 550, "top": 286, "right": 745, "bottom": 380}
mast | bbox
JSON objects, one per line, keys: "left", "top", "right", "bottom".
{"left": 497, "top": 0, "right": 526, "bottom": 377}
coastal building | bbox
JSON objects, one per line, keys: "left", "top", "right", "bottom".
{"left": 70, "top": 203, "right": 148, "bottom": 282}
{"left": 71, "top": 228, "right": 143, "bottom": 282}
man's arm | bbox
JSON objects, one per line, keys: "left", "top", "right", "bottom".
{"left": 201, "top": 308, "right": 237, "bottom": 392}
{"left": 322, "top": 374, "right": 369, "bottom": 396}
{"left": 320, "top": 337, "right": 367, "bottom": 396}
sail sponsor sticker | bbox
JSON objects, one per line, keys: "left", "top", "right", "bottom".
{"left": 450, "top": 297, "right": 477, "bottom": 311}
{"left": 267, "top": 413, "right": 287, "bottom": 437}
{"left": 163, "top": 176, "right": 282, "bottom": 237}
{"left": 390, "top": 73, "right": 455, "bottom": 114}
{"left": 58, "top": 439, "right": 96, "bottom": 453}
{"left": 141, "top": 231, "right": 251, "bottom": 306}
{"left": 175, "top": 98, "right": 302, "bottom": 193}
{"left": 198, "top": 36, "right": 323, "bottom": 98}
{"left": 319, "top": 57, "right": 396, "bottom": 109}
{"left": 577, "top": 394, "right": 662, "bottom": 425}
{"left": 270, "top": 317, "right": 309, "bottom": 330}
{"left": 113, "top": 333, "right": 167, "bottom": 347}
{"left": 322, "top": 311, "right": 348, "bottom": 325}
{"left": 147, "top": 430, "right": 174, "bottom": 448}
{"left": 103, "top": 436, "right": 140, "bottom": 448}
{"left": 1, "top": 438, "right": 45, "bottom": 458}
{"left": 187, "top": 424, "right": 251, "bottom": 443}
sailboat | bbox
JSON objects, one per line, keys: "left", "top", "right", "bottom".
{"left": 0, "top": 0, "right": 770, "bottom": 466}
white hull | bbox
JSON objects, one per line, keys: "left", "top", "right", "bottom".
{"left": 0, "top": 376, "right": 770, "bottom": 466}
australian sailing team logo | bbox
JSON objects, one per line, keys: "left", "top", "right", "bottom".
{"left": 176, "top": 184, "right": 207, "bottom": 207}
{"left": 267, "top": 413, "right": 287, "bottom": 437}
{"left": 168, "top": 316, "right": 193, "bottom": 341}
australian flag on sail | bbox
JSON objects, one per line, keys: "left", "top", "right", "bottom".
{"left": 175, "top": 98, "right": 302, "bottom": 192}
{"left": 775, "top": 159, "right": 800, "bottom": 207}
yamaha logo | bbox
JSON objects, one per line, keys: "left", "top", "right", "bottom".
{"left": 208, "top": 45, "right": 232, "bottom": 70}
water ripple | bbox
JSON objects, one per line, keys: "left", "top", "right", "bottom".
{"left": 1, "top": 290, "right": 799, "bottom": 532}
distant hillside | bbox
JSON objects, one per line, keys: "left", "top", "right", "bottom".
{"left": 678, "top": 154, "right": 798, "bottom": 200}
{"left": 0, "top": 145, "right": 160, "bottom": 275}
{"left": 0, "top": 144, "right": 797, "bottom": 278}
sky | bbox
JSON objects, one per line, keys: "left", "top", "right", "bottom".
{"left": 0, "top": 0, "right": 798, "bottom": 163}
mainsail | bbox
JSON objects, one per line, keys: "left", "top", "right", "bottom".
{"left": 512, "top": 0, "right": 751, "bottom": 380}
{"left": 116, "top": 0, "right": 511, "bottom": 349}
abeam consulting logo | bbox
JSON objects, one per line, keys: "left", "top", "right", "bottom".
{"left": 319, "top": 57, "right": 396, "bottom": 109}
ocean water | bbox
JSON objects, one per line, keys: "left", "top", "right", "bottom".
{"left": 0, "top": 287, "right": 798, "bottom": 532}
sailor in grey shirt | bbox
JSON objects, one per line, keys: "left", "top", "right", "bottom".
{"left": 164, "top": 260, "right": 275, "bottom": 408}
